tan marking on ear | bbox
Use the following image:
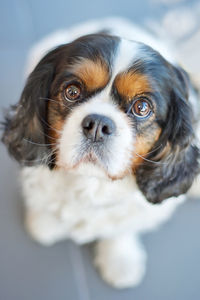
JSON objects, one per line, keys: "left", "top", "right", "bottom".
{"left": 47, "top": 101, "right": 65, "bottom": 163}
{"left": 132, "top": 127, "right": 161, "bottom": 169}
{"left": 70, "top": 58, "right": 109, "bottom": 91}
{"left": 115, "top": 72, "right": 152, "bottom": 100}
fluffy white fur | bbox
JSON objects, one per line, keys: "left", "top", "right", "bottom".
{"left": 23, "top": 17, "right": 195, "bottom": 288}
{"left": 23, "top": 165, "right": 184, "bottom": 243}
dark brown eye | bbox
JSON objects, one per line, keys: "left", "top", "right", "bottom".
{"left": 131, "top": 99, "right": 151, "bottom": 117}
{"left": 64, "top": 84, "right": 81, "bottom": 101}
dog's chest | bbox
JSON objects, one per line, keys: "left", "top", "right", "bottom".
{"left": 22, "top": 166, "right": 182, "bottom": 242}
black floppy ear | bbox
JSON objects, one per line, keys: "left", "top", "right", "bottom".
{"left": 136, "top": 66, "right": 200, "bottom": 204}
{"left": 1, "top": 47, "right": 60, "bottom": 166}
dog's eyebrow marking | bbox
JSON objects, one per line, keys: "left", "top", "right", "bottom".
{"left": 114, "top": 72, "right": 152, "bottom": 100}
{"left": 69, "top": 58, "right": 110, "bottom": 91}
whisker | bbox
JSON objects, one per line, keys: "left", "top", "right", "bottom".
{"left": 45, "top": 148, "right": 59, "bottom": 166}
{"left": 133, "top": 151, "right": 171, "bottom": 165}
{"left": 47, "top": 156, "right": 57, "bottom": 166}
{"left": 39, "top": 97, "right": 60, "bottom": 104}
{"left": 20, "top": 134, "right": 58, "bottom": 165}
{"left": 40, "top": 97, "right": 73, "bottom": 111}
{"left": 20, "top": 158, "right": 44, "bottom": 164}
{"left": 20, "top": 147, "right": 58, "bottom": 165}
{"left": 43, "top": 131, "right": 58, "bottom": 141}
{"left": 23, "top": 138, "right": 57, "bottom": 147}
{"left": 36, "top": 111, "right": 62, "bottom": 134}
{"left": 143, "top": 143, "right": 163, "bottom": 156}
{"left": 32, "top": 124, "right": 58, "bottom": 141}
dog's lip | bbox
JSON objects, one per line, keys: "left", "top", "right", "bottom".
{"left": 83, "top": 151, "right": 98, "bottom": 163}
{"left": 75, "top": 146, "right": 108, "bottom": 169}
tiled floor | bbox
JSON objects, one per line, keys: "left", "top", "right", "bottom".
{"left": 1, "top": 1, "right": 200, "bottom": 299}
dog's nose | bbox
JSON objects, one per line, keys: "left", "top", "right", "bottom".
{"left": 82, "top": 114, "right": 116, "bottom": 142}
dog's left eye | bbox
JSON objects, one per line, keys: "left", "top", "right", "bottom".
{"left": 64, "top": 84, "right": 81, "bottom": 102}
{"left": 131, "top": 99, "right": 151, "bottom": 118}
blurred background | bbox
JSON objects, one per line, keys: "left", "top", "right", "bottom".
{"left": 1, "top": 0, "right": 200, "bottom": 299}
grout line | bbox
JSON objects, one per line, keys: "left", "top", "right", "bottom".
{"left": 68, "top": 242, "right": 91, "bottom": 300}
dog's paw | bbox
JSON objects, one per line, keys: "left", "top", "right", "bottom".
{"left": 94, "top": 236, "right": 146, "bottom": 288}
{"left": 25, "top": 211, "right": 67, "bottom": 245}
{"left": 95, "top": 252, "right": 146, "bottom": 288}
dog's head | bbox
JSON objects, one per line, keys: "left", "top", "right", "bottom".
{"left": 2, "top": 33, "right": 200, "bottom": 203}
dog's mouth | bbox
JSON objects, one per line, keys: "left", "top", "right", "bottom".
{"left": 58, "top": 141, "right": 131, "bottom": 180}
{"left": 74, "top": 142, "right": 110, "bottom": 170}
{"left": 57, "top": 140, "right": 114, "bottom": 177}
{"left": 78, "top": 150, "right": 99, "bottom": 165}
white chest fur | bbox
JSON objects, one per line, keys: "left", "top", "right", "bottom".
{"left": 22, "top": 165, "right": 184, "bottom": 244}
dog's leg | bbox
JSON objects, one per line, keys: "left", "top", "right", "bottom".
{"left": 25, "top": 209, "right": 68, "bottom": 246}
{"left": 94, "top": 234, "right": 146, "bottom": 288}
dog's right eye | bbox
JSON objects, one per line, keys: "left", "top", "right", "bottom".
{"left": 64, "top": 84, "right": 81, "bottom": 102}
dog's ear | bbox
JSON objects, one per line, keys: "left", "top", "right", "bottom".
{"left": 136, "top": 66, "right": 200, "bottom": 204}
{"left": 2, "top": 46, "right": 62, "bottom": 166}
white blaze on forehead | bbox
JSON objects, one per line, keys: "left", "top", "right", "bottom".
{"left": 111, "top": 39, "right": 140, "bottom": 79}
{"left": 97, "top": 38, "right": 140, "bottom": 99}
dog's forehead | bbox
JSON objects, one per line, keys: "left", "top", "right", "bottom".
{"left": 66, "top": 34, "right": 167, "bottom": 83}
{"left": 54, "top": 34, "right": 170, "bottom": 103}
{"left": 70, "top": 35, "right": 142, "bottom": 75}
{"left": 66, "top": 37, "right": 142, "bottom": 93}
{"left": 110, "top": 38, "right": 141, "bottom": 76}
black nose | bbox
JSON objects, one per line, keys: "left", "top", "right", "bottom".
{"left": 82, "top": 114, "right": 116, "bottom": 142}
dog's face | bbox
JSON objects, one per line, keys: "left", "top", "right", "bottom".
{"left": 2, "top": 34, "right": 200, "bottom": 203}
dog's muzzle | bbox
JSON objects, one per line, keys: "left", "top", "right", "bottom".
{"left": 81, "top": 114, "right": 116, "bottom": 143}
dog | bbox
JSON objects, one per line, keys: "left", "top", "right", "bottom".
{"left": 2, "top": 18, "right": 200, "bottom": 288}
